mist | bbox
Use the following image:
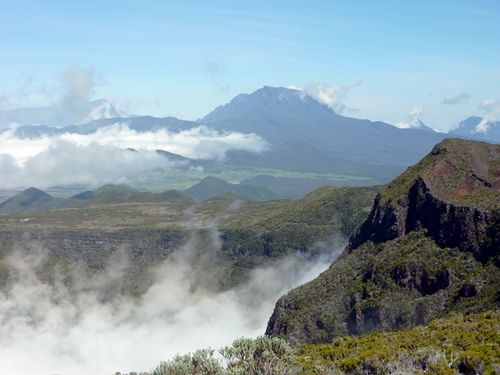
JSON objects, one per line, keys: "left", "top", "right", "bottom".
{"left": 0, "top": 226, "right": 338, "bottom": 375}
{"left": 0, "top": 123, "right": 268, "bottom": 189}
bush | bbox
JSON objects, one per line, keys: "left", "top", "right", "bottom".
{"left": 151, "top": 336, "right": 296, "bottom": 375}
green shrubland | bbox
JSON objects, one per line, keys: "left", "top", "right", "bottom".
{"left": 297, "top": 310, "right": 500, "bottom": 375}
{"left": 118, "top": 311, "right": 500, "bottom": 375}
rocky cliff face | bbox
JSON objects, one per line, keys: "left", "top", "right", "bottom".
{"left": 266, "top": 139, "right": 500, "bottom": 345}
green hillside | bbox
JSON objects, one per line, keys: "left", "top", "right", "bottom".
{"left": 266, "top": 139, "right": 500, "bottom": 345}
{"left": 0, "top": 185, "right": 377, "bottom": 295}
{"left": 183, "top": 176, "right": 279, "bottom": 202}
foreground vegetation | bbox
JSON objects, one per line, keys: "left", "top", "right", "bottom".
{"left": 118, "top": 311, "right": 500, "bottom": 375}
{"left": 297, "top": 310, "right": 500, "bottom": 375}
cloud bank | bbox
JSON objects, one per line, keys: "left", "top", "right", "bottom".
{"left": 0, "top": 123, "right": 268, "bottom": 189}
{"left": 289, "top": 82, "right": 361, "bottom": 114}
{"left": 0, "top": 228, "right": 336, "bottom": 375}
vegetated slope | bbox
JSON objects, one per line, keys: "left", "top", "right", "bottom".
{"left": 266, "top": 138, "right": 500, "bottom": 346}
{"left": 224, "top": 140, "right": 404, "bottom": 182}
{"left": 183, "top": 176, "right": 279, "bottom": 202}
{"left": 219, "top": 185, "right": 379, "bottom": 287}
{"left": 0, "top": 187, "right": 81, "bottom": 214}
{"left": 0, "top": 185, "right": 377, "bottom": 295}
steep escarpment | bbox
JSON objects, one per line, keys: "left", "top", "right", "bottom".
{"left": 266, "top": 139, "right": 500, "bottom": 345}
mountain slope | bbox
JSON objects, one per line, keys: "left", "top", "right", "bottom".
{"left": 0, "top": 187, "right": 80, "bottom": 214}
{"left": 183, "top": 176, "right": 279, "bottom": 202}
{"left": 200, "top": 86, "right": 448, "bottom": 166}
{"left": 266, "top": 138, "right": 500, "bottom": 345}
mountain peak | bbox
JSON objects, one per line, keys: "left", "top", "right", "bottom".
{"left": 198, "top": 86, "right": 328, "bottom": 123}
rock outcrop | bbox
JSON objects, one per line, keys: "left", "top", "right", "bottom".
{"left": 266, "top": 139, "right": 500, "bottom": 345}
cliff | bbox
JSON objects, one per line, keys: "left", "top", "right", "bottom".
{"left": 266, "top": 138, "right": 500, "bottom": 345}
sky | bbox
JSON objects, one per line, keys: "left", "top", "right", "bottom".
{"left": 1, "top": 0, "right": 500, "bottom": 132}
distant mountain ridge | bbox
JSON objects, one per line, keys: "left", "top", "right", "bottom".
{"left": 198, "top": 86, "right": 325, "bottom": 123}
{"left": 0, "top": 184, "right": 194, "bottom": 214}
{"left": 0, "top": 99, "right": 126, "bottom": 128}
{"left": 197, "top": 86, "right": 448, "bottom": 166}
{"left": 0, "top": 178, "right": 281, "bottom": 214}
{"left": 449, "top": 116, "right": 500, "bottom": 142}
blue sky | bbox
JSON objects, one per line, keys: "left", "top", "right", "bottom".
{"left": 1, "top": 0, "right": 499, "bottom": 132}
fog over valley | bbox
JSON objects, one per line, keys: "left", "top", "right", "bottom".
{"left": 0, "top": 225, "right": 337, "bottom": 374}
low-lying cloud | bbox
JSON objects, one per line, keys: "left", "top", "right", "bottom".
{"left": 0, "top": 123, "right": 268, "bottom": 189}
{"left": 290, "top": 82, "right": 361, "bottom": 114}
{"left": 0, "top": 226, "right": 337, "bottom": 375}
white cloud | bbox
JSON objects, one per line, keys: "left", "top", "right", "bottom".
{"left": 442, "top": 93, "right": 470, "bottom": 105}
{"left": 0, "top": 123, "right": 268, "bottom": 189}
{"left": 478, "top": 98, "right": 500, "bottom": 114}
{"left": 0, "top": 140, "right": 173, "bottom": 190}
{"left": 394, "top": 105, "right": 425, "bottom": 129}
{"left": 289, "top": 82, "right": 361, "bottom": 114}
{"left": 58, "top": 65, "right": 100, "bottom": 107}
{"left": 57, "top": 123, "right": 268, "bottom": 160}
{"left": 473, "top": 116, "right": 493, "bottom": 134}
{"left": 0, "top": 228, "right": 338, "bottom": 375}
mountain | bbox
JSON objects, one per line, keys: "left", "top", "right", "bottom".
{"left": 0, "top": 184, "right": 194, "bottom": 214}
{"left": 199, "top": 86, "right": 448, "bottom": 166}
{"left": 394, "top": 118, "right": 435, "bottom": 132}
{"left": 449, "top": 116, "right": 500, "bottom": 143}
{"left": 266, "top": 138, "right": 500, "bottom": 345}
{"left": 6, "top": 87, "right": 448, "bottom": 168}
{"left": 0, "top": 187, "right": 80, "bottom": 214}
{"left": 183, "top": 176, "right": 279, "bottom": 202}
{"left": 0, "top": 99, "right": 126, "bottom": 128}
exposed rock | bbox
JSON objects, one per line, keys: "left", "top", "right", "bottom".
{"left": 266, "top": 139, "right": 500, "bottom": 345}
